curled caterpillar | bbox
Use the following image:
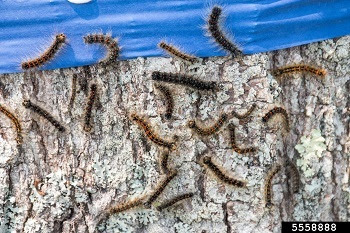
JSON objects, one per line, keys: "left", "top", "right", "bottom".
{"left": 272, "top": 64, "right": 326, "bottom": 78}
{"left": 154, "top": 84, "right": 174, "bottom": 119}
{"left": 207, "top": 6, "right": 241, "bottom": 57}
{"left": 21, "top": 33, "right": 67, "bottom": 70}
{"left": 83, "top": 33, "right": 119, "bottom": 65}
{"left": 0, "top": 104, "right": 22, "bottom": 144}
{"left": 152, "top": 71, "right": 218, "bottom": 91}
{"left": 109, "top": 195, "right": 145, "bottom": 214}
{"left": 188, "top": 113, "right": 227, "bottom": 136}
{"left": 131, "top": 113, "right": 176, "bottom": 151}
{"left": 232, "top": 103, "right": 256, "bottom": 119}
{"left": 156, "top": 193, "right": 194, "bottom": 211}
{"left": 228, "top": 123, "right": 256, "bottom": 154}
{"left": 159, "top": 151, "right": 170, "bottom": 174}
{"left": 285, "top": 157, "right": 300, "bottom": 193}
{"left": 159, "top": 41, "right": 198, "bottom": 63}
{"left": 262, "top": 107, "right": 290, "bottom": 132}
{"left": 83, "top": 84, "right": 97, "bottom": 132}
{"left": 23, "top": 100, "right": 65, "bottom": 132}
{"left": 68, "top": 74, "right": 78, "bottom": 110}
{"left": 202, "top": 156, "right": 246, "bottom": 187}
{"left": 144, "top": 170, "right": 177, "bottom": 208}
{"left": 264, "top": 164, "right": 281, "bottom": 208}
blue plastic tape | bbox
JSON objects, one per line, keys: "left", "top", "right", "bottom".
{"left": 0, "top": 0, "right": 349, "bottom": 74}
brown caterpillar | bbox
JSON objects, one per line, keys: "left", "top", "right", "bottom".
{"left": 68, "top": 74, "right": 77, "bottom": 110}
{"left": 83, "top": 33, "right": 119, "bottom": 65}
{"left": 144, "top": 170, "right": 177, "bottom": 208}
{"left": 21, "top": 33, "right": 67, "bottom": 70}
{"left": 158, "top": 41, "right": 198, "bottom": 63}
{"left": 206, "top": 6, "right": 242, "bottom": 57}
{"left": 232, "top": 103, "right": 256, "bottom": 119}
{"left": 109, "top": 195, "right": 146, "bottom": 214}
{"left": 156, "top": 192, "right": 194, "bottom": 211}
{"left": 83, "top": 84, "right": 97, "bottom": 132}
{"left": 0, "top": 104, "right": 22, "bottom": 144}
{"left": 262, "top": 107, "right": 290, "bottom": 132}
{"left": 272, "top": 64, "right": 326, "bottom": 78}
{"left": 188, "top": 113, "right": 227, "bottom": 136}
{"left": 154, "top": 84, "right": 174, "bottom": 120}
{"left": 131, "top": 113, "right": 176, "bottom": 151}
{"left": 202, "top": 156, "right": 246, "bottom": 187}
{"left": 159, "top": 151, "right": 170, "bottom": 174}
{"left": 264, "top": 164, "right": 281, "bottom": 208}
{"left": 22, "top": 100, "right": 65, "bottom": 132}
{"left": 228, "top": 123, "right": 256, "bottom": 154}
{"left": 285, "top": 157, "right": 300, "bottom": 193}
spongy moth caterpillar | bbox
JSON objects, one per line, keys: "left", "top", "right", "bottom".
{"left": 285, "top": 157, "right": 300, "bottom": 193}
{"left": 158, "top": 41, "right": 198, "bottom": 63}
{"left": 154, "top": 84, "right": 174, "bottom": 119}
{"left": 272, "top": 64, "right": 326, "bottom": 78}
{"left": 68, "top": 74, "right": 78, "bottom": 110}
{"left": 262, "top": 107, "right": 290, "bottom": 132}
{"left": 206, "top": 6, "right": 242, "bottom": 57}
{"left": 156, "top": 192, "right": 194, "bottom": 211}
{"left": 152, "top": 71, "right": 218, "bottom": 91}
{"left": 0, "top": 104, "right": 22, "bottom": 144}
{"left": 83, "top": 33, "right": 119, "bottom": 65}
{"left": 188, "top": 113, "right": 227, "bottom": 136}
{"left": 228, "top": 123, "right": 256, "bottom": 154}
{"left": 264, "top": 164, "right": 281, "bottom": 208}
{"left": 21, "top": 33, "right": 67, "bottom": 70}
{"left": 83, "top": 84, "right": 97, "bottom": 132}
{"left": 159, "top": 151, "right": 170, "bottom": 174}
{"left": 144, "top": 170, "right": 177, "bottom": 208}
{"left": 109, "top": 195, "right": 146, "bottom": 214}
{"left": 202, "top": 156, "right": 246, "bottom": 187}
{"left": 131, "top": 113, "right": 177, "bottom": 151}
{"left": 22, "top": 100, "right": 65, "bottom": 132}
{"left": 232, "top": 103, "right": 256, "bottom": 119}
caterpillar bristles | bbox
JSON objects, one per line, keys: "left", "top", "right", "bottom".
{"left": 108, "top": 195, "right": 146, "bottom": 214}
{"left": 0, "top": 104, "right": 22, "bottom": 144}
{"left": 271, "top": 64, "right": 326, "bottom": 78}
{"left": 232, "top": 103, "right": 256, "bottom": 119}
{"left": 158, "top": 41, "right": 198, "bottom": 63}
{"left": 285, "top": 157, "right": 300, "bottom": 193}
{"left": 262, "top": 107, "right": 290, "bottom": 132}
{"left": 228, "top": 123, "right": 256, "bottom": 154}
{"left": 83, "top": 84, "right": 97, "bottom": 132}
{"left": 188, "top": 113, "right": 228, "bottom": 136}
{"left": 264, "top": 164, "right": 281, "bottom": 208}
{"left": 154, "top": 83, "right": 174, "bottom": 120}
{"left": 156, "top": 193, "right": 194, "bottom": 211}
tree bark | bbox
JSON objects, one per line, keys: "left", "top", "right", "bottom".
{"left": 0, "top": 36, "right": 349, "bottom": 233}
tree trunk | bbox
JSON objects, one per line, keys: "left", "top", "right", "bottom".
{"left": 0, "top": 36, "right": 349, "bottom": 233}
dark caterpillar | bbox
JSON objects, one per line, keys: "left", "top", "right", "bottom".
{"left": 109, "top": 196, "right": 145, "bottom": 214}
{"left": 188, "top": 113, "right": 227, "bottom": 136}
{"left": 83, "top": 84, "right": 97, "bottom": 132}
{"left": 0, "top": 104, "right": 22, "bottom": 144}
{"left": 159, "top": 151, "right": 170, "bottom": 174}
{"left": 152, "top": 71, "right": 218, "bottom": 91}
{"left": 68, "top": 74, "right": 78, "bottom": 110}
{"left": 154, "top": 84, "right": 174, "bottom": 119}
{"left": 228, "top": 123, "right": 256, "bottom": 154}
{"left": 156, "top": 193, "right": 194, "bottom": 211}
{"left": 262, "top": 107, "right": 290, "bottom": 131}
{"left": 285, "top": 157, "right": 300, "bottom": 193}
{"left": 264, "top": 164, "right": 281, "bottom": 208}
{"left": 159, "top": 41, "right": 198, "bottom": 63}
{"left": 232, "top": 103, "right": 256, "bottom": 119}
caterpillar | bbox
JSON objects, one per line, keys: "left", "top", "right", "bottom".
{"left": 21, "top": 33, "right": 67, "bottom": 70}
{"left": 144, "top": 170, "right": 177, "bottom": 208}
{"left": 156, "top": 192, "right": 194, "bottom": 211}
{"left": 232, "top": 103, "right": 256, "bottom": 119}
{"left": 131, "top": 113, "right": 177, "bottom": 151}
{"left": 68, "top": 74, "right": 77, "bottom": 110}
{"left": 159, "top": 151, "right": 170, "bottom": 174}
{"left": 158, "top": 41, "right": 198, "bottom": 63}
{"left": 154, "top": 84, "right": 174, "bottom": 120}
{"left": 202, "top": 156, "right": 246, "bottom": 187}
{"left": 108, "top": 195, "right": 146, "bottom": 214}
{"left": 262, "top": 107, "right": 290, "bottom": 132}
{"left": 285, "top": 157, "right": 300, "bottom": 193}
{"left": 83, "top": 33, "right": 119, "bottom": 65}
{"left": 152, "top": 71, "right": 218, "bottom": 91}
{"left": 188, "top": 113, "right": 227, "bottom": 136}
{"left": 0, "top": 104, "right": 22, "bottom": 144}
{"left": 271, "top": 64, "right": 326, "bottom": 78}
{"left": 228, "top": 123, "right": 256, "bottom": 154}
{"left": 22, "top": 100, "right": 65, "bottom": 132}
{"left": 264, "top": 164, "right": 281, "bottom": 208}
{"left": 206, "top": 6, "right": 242, "bottom": 57}
{"left": 83, "top": 84, "right": 97, "bottom": 132}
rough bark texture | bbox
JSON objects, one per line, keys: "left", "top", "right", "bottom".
{"left": 0, "top": 36, "right": 349, "bottom": 233}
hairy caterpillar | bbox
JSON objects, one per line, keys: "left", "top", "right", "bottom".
{"left": 33, "top": 178, "right": 45, "bottom": 196}
{"left": 154, "top": 84, "right": 174, "bottom": 119}
{"left": 202, "top": 156, "right": 246, "bottom": 187}
{"left": 188, "top": 113, "right": 227, "bottom": 136}
{"left": 285, "top": 157, "right": 300, "bottom": 193}
{"left": 22, "top": 100, "right": 65, "bottom": 132}
{"left": 159, "top": 151, "right": 170, "bottom": 174}
{"left": 144, "top": 170, "right": 177, "bottom": 208}
{"left": 264, "top": 164, "right": 281, "bottom": 208}
{"left": 131, "top": 113, "right": 177, "bottom": 151}
{"left": 152, "top": 71, "right": 218, "bottom": 91}
{"left": 83, "top": 84, "right": 97, "bottom": 132}
{"left": 0, "top": 104, "right": 22, "bottom": 144}
{"left": 228, "top": 123, "right": 256, "bottom": 154}
{"left": 83, "top": 33, "right": 119, "bottom": 65}
{"left": 262, "top": 107, "right": 290, "bottom": 132}
{"left": 21, "top": 33, "right": 67, "bottom": 70}
{"left": 156, "top": 192, "right": 194, "bottom": 211}
{"left": 232, "top": 103, "right": 256, "bottom": 119}
{"left": 109, "top": 195, "right": 146, "bottom": 214}
{"left": 68, "top": 74, "right": 77, "bottom": 110}
{"left": 158, "top": 41, "right": 198, "bottom": 63}
{"left": 272, "top": 64, "right": 326, "bottom": 78}
{"left": 206, "top": 6, "right": 242, "bottom": 57}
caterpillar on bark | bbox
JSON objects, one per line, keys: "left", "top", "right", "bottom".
{"left": 271, "top": 64, "right": 326, "bottom": 78}
{"left": 228, "top": 123, "right": 256, "bottom": 154}
{"left": 156, "top": 193, "right": 194, "bottom": 211}
{"left": 188, "top": 113, "right": 228, "bottom": 136}
{"left": 264, "top": 164, "right": 281, "bottom": 208}
{"left": 0, "top": 104, "right": 22, "bottom": 144}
